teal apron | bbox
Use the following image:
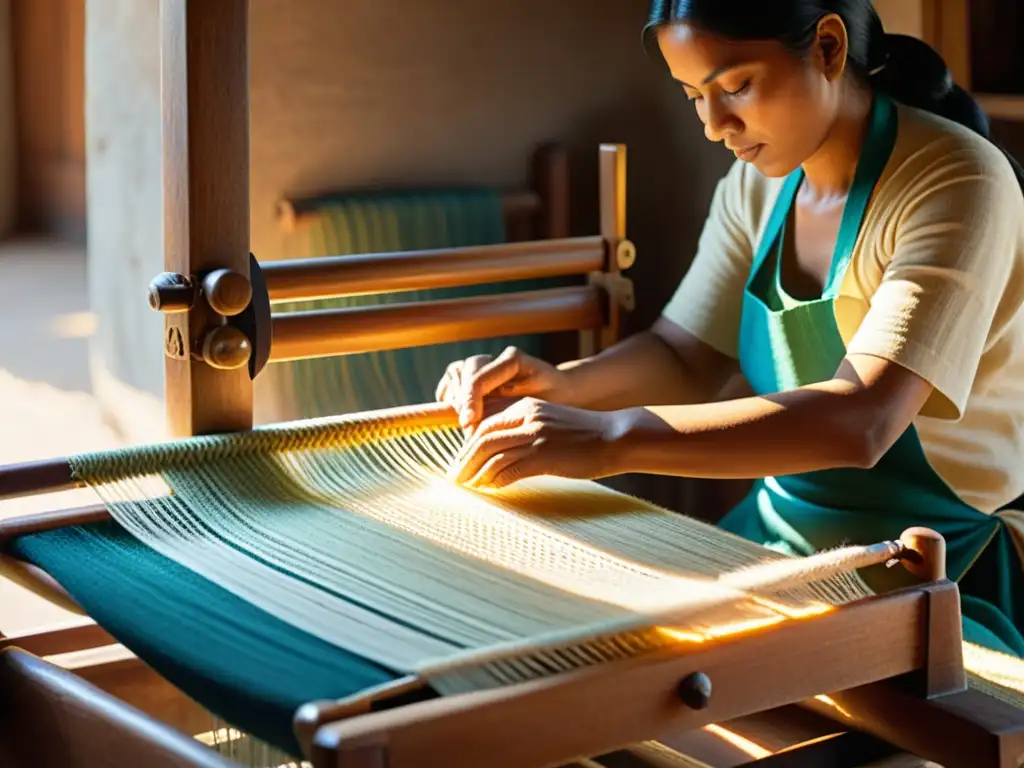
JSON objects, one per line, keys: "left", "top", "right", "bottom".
{"left": 718, "top": 93, "right": 1024, "bottom": 658}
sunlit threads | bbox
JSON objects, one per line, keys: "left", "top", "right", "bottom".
{"left": 655, "top": 614, "right": 785, "bottom": 643}
{"left": 813, "top": 694, "right": 852, "bottom": 719}
{"left": 194, "top": 727, "right": 246, "bottom": 745}
{"left": 654, "top": 626, "right": 706, "bottom": 644}
{"left": 748, "top": 597, "right": 833, "bottom": 619}
{"left": 655, "top": 599, "right": 831, "bottom": 646}
{"left": 703, "top": 615, "right": 786, "bottom": 638}
{"left": 703, "top": 724, "right": 772, "bottom": 759}
{"left": 963, "top": 641, "right": 1024, "bottom": 693}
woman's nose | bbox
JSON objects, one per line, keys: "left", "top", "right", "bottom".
{"left": 703, "top": 98, "right": 739, "bottom": 143}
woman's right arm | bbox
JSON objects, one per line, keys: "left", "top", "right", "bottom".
{"left": 556, "top": 319, "right": 741, "bottom": 409}
{"left": 436, "top": 320, "right": 741, "bottom": 428}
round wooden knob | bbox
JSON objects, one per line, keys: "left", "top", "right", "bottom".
{"left": 148, "top": 273, "right": 195, "bottom": 313}
{"left": 202, "top": 269, "right": 252, "bottom": 317}
{"left": 898, "top": 527, "right": 947, "bottom": 582}
{"left": 616, "top": 239, "right": 637, "bottom": 270}
{"left": 201, "top": 325, "right": 251, "bottom": 370}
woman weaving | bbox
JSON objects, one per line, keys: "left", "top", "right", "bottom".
{"left": 438, "top": 1, "right": 1024, "bottom": 658}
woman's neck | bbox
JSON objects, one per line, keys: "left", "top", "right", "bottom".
{"left": 799, "top": 82, "right": 874, "bottom": 205}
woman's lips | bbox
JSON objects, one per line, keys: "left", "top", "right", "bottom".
{"left": 732, "top": 143, "right": 764, "bottom": 162}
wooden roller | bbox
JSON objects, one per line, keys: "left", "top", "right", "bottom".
{"left": 262, "top": 237, "right": 605, "bottom": 304}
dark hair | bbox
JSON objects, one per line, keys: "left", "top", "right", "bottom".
{"left": 645, "top": 0, "right": 1024, "bottom": 187}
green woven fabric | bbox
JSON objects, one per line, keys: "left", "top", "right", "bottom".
{"left": 272, "top": 189, "right": 557, "bottom": 417}
{"left": 9, "top": 523, "right": 400, "bottom": 757}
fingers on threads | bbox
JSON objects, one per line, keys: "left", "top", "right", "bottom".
{"left": 436, "top": 361, "right": 464, "bottom": 402}
{"left": 470, "top": 347, "right": 523, "bottom": 396}
{"left": 471, "top": 446, "right": 534, "bottom": 488}
{"left": 458, "top": 423, "right": 538, "bottom": 481}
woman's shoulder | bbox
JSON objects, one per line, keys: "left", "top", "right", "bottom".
{"left": 887, "top": 103, "right": 1023, "bottom": 201}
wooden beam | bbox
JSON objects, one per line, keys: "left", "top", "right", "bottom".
{"left": 260, "top": 237, "right": 605, "bottom": 303}
{"left": 269, "top": 286, "right": 604, "bottom": 363}
{"left": 309, "top": 585, "right": 958, "bottom": 767}
{"left": 160, "top": 0, "right": 253, "bottom": 437}
{"left": 594, "top": 143, "right": 627, "bottom": 354}
{"left": 873, "top": 0, "right": 971, "bottom": 90}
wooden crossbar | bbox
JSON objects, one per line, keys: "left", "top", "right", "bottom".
{"left": 305, "top": 584, "right": 962, "bottom": 768}
{"left": 261, "top": 236, "right": 606, "bottom": 303}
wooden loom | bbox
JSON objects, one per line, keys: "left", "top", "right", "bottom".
{"left": 1, "top": 2, "right": 1024, "bottom": 768}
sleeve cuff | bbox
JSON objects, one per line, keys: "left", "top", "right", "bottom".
{"left": 846, "top": 330, "right": 967, "bottom": 421}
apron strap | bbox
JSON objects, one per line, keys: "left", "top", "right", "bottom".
{"left": 823, "top": 94, "right": 898, "bottom": 298}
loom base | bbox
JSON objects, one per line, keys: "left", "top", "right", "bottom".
{"left": 4, "top": 553, "right": 1024, "bottom": 766}
{"left": 305, "top": 582, "right": 967, "bottom": 767}
{"left": 4, "top": 634, "right": 1022, "bottom": 767}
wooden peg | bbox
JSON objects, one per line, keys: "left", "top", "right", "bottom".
{"left": 148, "top": 272, "right": 196, "bottom": 313}
{"left": 898, "top": 527, "right": 947, "bottom": 582}
{"left": 202, "top": 269, "right": 252, "bottom": 317}
{"left": 201, "top": 325, "right": 251, "bottom": 370}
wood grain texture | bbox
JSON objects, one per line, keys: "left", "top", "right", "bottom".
{"left": 261, "top": 237, "right": 605, "bottom": 302}
{"left": 312, "top": 587, "right": 943, "bottom": 768}
{"left": 597, "top": 143, "right": 628, "bottom": 350}
{"left": 0, "top": 620, "right": 114, "bottom": 657}
{"left": 805, "top": 679, "right": 1024, "bottom": 768}
{"left": 269, "top": 285, "right": 603, "bottom": 362}
{"left": 160, "top": 0, "right": 253, "bottom": 437}
{"left": 0, "top": 648, "right": 230, "bottom": 767}
{"left": 10, "top": 0, "right": 86, "bottom": 239}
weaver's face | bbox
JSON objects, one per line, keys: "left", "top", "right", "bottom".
{"left": 656, "top": 23, "right": 837, "bottom": 178}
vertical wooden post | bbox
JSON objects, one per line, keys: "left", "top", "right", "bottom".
{"left": 935, "top": 0, "right": 971, "bottom": 90}
{"left": 875, "top": 0, "right": 971, "bottom": 90}
{"left": 578, "top": 144, "right": 628, "bottom": 359}
{"left": 160, "top": 0, "right": 253, "bottom": 437}
{"left": 598, "top": 143, "right": 627, "bottom": 353}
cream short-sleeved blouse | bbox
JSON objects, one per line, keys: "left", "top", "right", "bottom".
{"left": 662, "top": 103, "right": 1024, "bottom": 513}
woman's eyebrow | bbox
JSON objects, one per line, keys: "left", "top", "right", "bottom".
{"left": 677, "top": 62, "right": 748, "bottom": 88}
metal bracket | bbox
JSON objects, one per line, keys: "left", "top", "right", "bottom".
{"left": 236, "top": 253, "right": 273, "bottom": 380}
{"left": 590, "top": 271, "right": 635, "bottom": 312}
{"left": 147, "top": 254, "right": 273, "bottom": 380}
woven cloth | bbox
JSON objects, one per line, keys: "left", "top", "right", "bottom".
{"left": 6, "top": 408, "right": 871, "bottom": 755}
{"left": 9, "top": 407, "right": 1024, "bottom": 758}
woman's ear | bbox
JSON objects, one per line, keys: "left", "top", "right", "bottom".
{"left": 814, "top": 13, "right": 850, "bottom": 82}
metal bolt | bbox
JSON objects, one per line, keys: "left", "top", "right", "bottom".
{"left": 678, "top": 672, "right": 712, "bottom": 710}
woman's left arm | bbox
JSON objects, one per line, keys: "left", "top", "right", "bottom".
{"left": 609, "top": 352, "right": 932, "bottom": 480}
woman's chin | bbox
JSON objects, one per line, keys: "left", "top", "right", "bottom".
{"left": 748, "top": 153, "right": 799, "bottom": 179}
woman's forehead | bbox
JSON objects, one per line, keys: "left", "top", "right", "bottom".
{"left": 656, "top": 23, "right": 792, "bottom": 85}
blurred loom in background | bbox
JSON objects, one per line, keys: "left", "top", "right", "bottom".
{"left": 263, "top": 146, "right": 574, "bottom": 420}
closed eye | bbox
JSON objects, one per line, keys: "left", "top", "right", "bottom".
{"left": 723, "top": 79, "right": 751, "bottom": 96}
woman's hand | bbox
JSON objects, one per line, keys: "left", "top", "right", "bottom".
{"left": 447, "top": 397, "right": 631, "bottom": 490}
{"left": 435, "top": 346, "right": 571, "bottom": 431}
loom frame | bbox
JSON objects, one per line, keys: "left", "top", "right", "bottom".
{"left": 144, "top": 140, "right": 632, "bottom": 382}
{"left": 0, "top": 646, "right": 235, "bottom": 768}
{"left": 301, "top": 580, "right": 966, "bottom": 768}
{"left": 3, "top": 1, "right": 1024, "bottom": 767}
